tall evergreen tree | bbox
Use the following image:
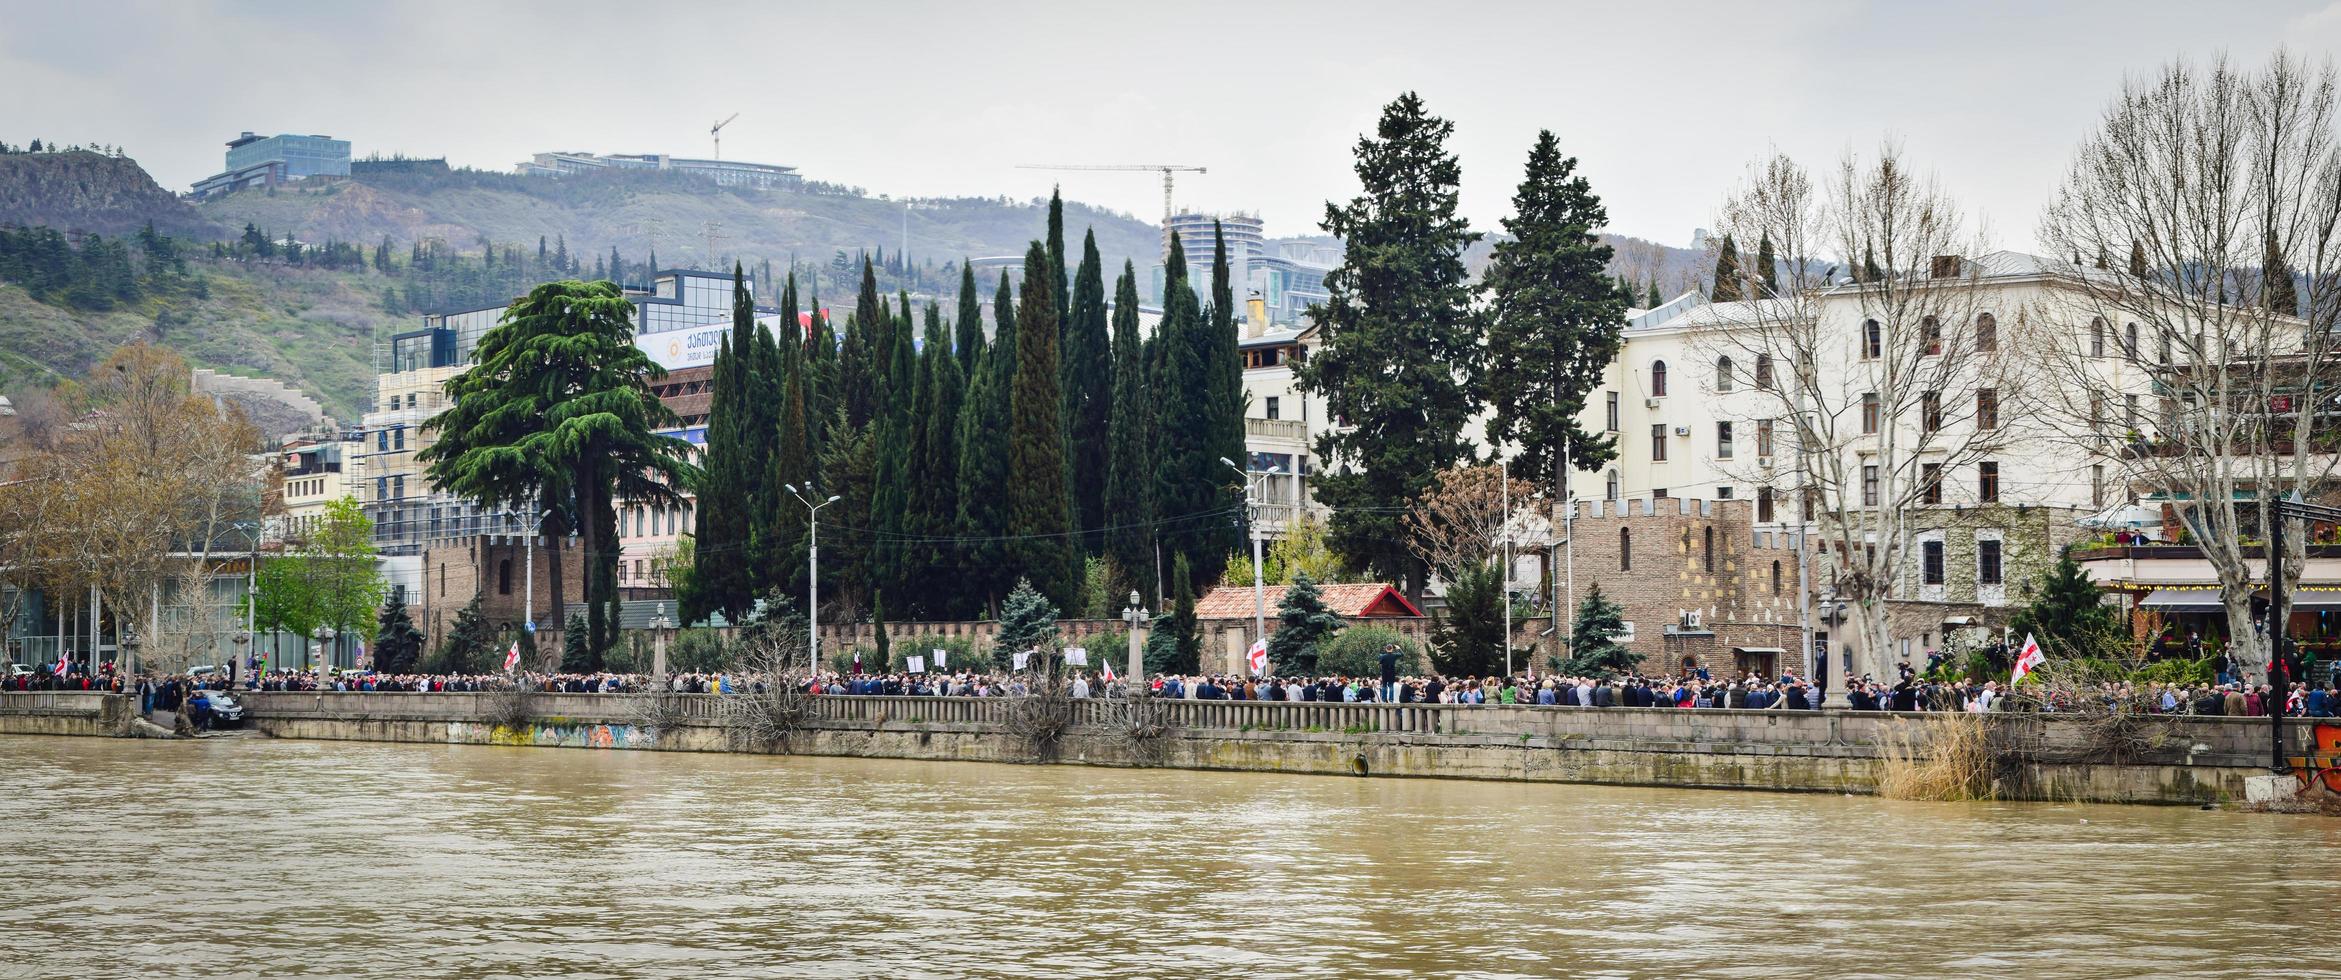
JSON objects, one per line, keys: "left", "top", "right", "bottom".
{"left": 955, "top": 261, "right": 986, "bottom": 373}
{"left": 841, "top": 257, "right": 883, "bottom": 428}
{"left": 1203, "top": 222, "right": 1249, "bottom": 570}
{"left": 1005, "top": 241, "right": 1080, "bottom": 608}
{"left": 957, "top": 273, "right": 1019, "bottom": 615}
{"left": 767, "top": 274, "right": 814, "bottom": 601}
{"left": 1482, "top": 129, "right": 1630, "bottom": 516}
{"left": 1564, "top": 583, "right": 1637, "bottom": 676}
{"left": 803, "top": 294, "right": 839, "bottom": 465}
{"left": 1710, "top": 233, "right": 1742, "bottom": 302}
{"left": 1265, "top": 572, "right": 1343, "bottom": 675}
{"left": 684, "top": 264, "right": 772, "bottom": 622}
{"left": 870, "top": 290, "right": 920, "bottom": 599}
{"left": 1143, "top": 554, "right": 1201, "bottom": 675}
{"left": 1062, "top": 230, "right": 1113, "bottom": 548}
{"left": 372, "top": 590, "right": 425, "bottom": 674}
{"left": 907, "top": 302, "right": 966, "bottom": 617}
{"left": 1047, "top": 189, "right": 1070, "bottom": 336}
{"left": 1150, "top": 233, "right": 1231, "bottom": 588}
{"left": 2265, "top": 230, "right": 2298, "bottom": 314}
{"left": 2129, "top": 239, "right": 2149, "bottom": 279}
{"left": 1645, "top": 278, "right": 1662, "bottom": 308}
{"left": 1754, "top": 231, "right": 1780, "bottom": 298}
{"left": 814, "top": 404, "right": 875, "bottom": 616}
{"left": 993, "top": 270, "right": 1015, "bottom": 349}
{"left": 1292, "top": 92, "right": 1483, "bottom": 603}
{"left": 420, "top": 280, "right": 697, "bottom": 663}
{"left": 1104, "top": 261, "right": 1158, "bottom": 602}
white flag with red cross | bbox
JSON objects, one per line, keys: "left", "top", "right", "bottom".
{"left": 2011, "top": 633, "right": 2045, "bottom": 683}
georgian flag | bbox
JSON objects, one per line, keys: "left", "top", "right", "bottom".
{"left": 502, "top": 641, "right": 522, "bottom": 672}
{"left": 1247, "top": 637, "right": 1269, "bottom": 677}
{"left": 1102, "top": 660, "right": 1118, "bottom": 685}
{"left": 2011, "top": 633, "right": 2046, "bottom": 683}
{"left": 53, "top": 655, "right": 70, "bottom": 676}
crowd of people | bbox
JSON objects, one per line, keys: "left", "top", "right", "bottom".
{"left": 8, "top": 654, "right": 2339, "bottom": 719}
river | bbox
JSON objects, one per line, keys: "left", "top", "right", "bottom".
{"left": 2, "top": 735, "right": 2336, "bottom": 979}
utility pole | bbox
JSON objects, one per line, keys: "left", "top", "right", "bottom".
{"left": 1501, "top": 447, "right": 1512, "bottom": 677}
{"left": 787, "top": 484, "right": 841, "bottom": 677}
{"left": 1223, "top": 458, "right": 1267, "bottom": 650}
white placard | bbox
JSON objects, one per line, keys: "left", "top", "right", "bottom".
{"left": 907, "top": 655, "right": 927, "bottom": 673}
{"left": 1012, "top": 650, "right": 1031, "bottom": 671}
{"left": 1063, "top": 647, "right": 1088, "bottom": 666}
{"left": 932, "top": 648, "right": 947, "bottom": 668}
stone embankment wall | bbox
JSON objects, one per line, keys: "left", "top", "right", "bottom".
{"left": 2, "top": 691, "right": 2317, "bottom": 805}
{"left": 0, "top": 692, "right": 131, "bottom": 737}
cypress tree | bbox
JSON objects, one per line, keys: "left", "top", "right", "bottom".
{"left": 1754, "top": 231, "right": 1780, "bottom": 298}
{"left": 768, "top": 274, "right": 813, "bottom": 601}
{"left": 2129, "top": 239, "right": 2149, "bottom": 279}
{"left": 841, "top": 257, "right": 882, "bottom": 428}
{"left": 993, "top": 270, "right": 1015, "bottom": 350}
{"left": 1203, "top": 222, "right": 1248, "bottom": 575}
{"left": 1151, "top": 233, "right": 1223, "bottom": 588}
{"left": 870, "top": 289, "right": 919, "bottom": 600}
{"left": 1483, "top": 129, "right": 1629, "bottom": 509}
{"left": 1710, "top": 233, "right": 1742, "bottom": 302}
{"left": 956, "top": 271, "right": 1019, "bottom": 615}
{"left": 2266, "top": 231, "right": 2299, "bottom": 315}
{"left": 1062, "top": 230, "right": 1112, "bottom": 549}
{"left": 1292, "top": 92, "right": 1483, "bottom": 604}
{"left": 1047, "top": 188, "right": 1069, "bottom": 335}
{"left": 908, "top": 302, "right": 966, "bottom": 618}
{"left": 814, "top": 404, "right": 875, "bottom": 616}
{"left": 1005, "top": 241, "right": 1079, "bottom": 608}
{"left": 1646, "top": 278, "right": 1662, "bottom": 308}
{"left": 803, "top": 294, "right": 839, "bottom": 466}
{"left": 1105, "top": 261, "right": 1157, "bottom": 603}
{"left": 955, "top": 261, "right": 986, "bottom": 373}
{"left": 684, "top": 264, "right": 768, "bottom": 622}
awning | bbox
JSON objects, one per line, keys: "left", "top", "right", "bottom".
{"left": 1940, "top": 616, "right": 1976, "bottom": 626}
{"left": 2139, "top": 588, "right": 2223, "bottom": 610}
{"left": 1732, "top": 646, "right": 1786, "bottom": 655}
{"left": 2288, "top": 589, "right": 2341, "bottom": 608}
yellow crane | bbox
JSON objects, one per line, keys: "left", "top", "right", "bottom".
{"left": 1016, "top": 163, "right": 1207, "bottom": 224}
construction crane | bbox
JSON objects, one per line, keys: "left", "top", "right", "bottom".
{"left": 710, "top": 113, "right": 739, "bottom": 161}
{"left": 1016, "top": 163, "right": 1207, "bottom": 224}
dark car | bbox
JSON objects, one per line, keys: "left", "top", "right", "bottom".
{"left": 189, "top": 690, "right": 246, "bottom": 729}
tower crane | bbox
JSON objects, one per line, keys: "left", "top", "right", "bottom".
{"left": 710, "top": 113, "right": 739, "bottom": 161}
{"left": 1016, "top": 163, "right": 1207, "bottom": 225}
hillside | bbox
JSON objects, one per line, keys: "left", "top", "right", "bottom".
{"left": 198, "top": 167, "right": 1167, "bottom": 301}
{"left": 0, "top": 259, "right": 394, "bottom": 425}
{"left": 0, "top": 149, "right": 222, "bottom": 240}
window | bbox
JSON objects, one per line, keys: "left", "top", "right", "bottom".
{"left": 2089, "top": 392, "right": 2106, "bottom": 436}
{"left": 1861, "top": 393, "right": 1880, "bottom": 434}
{"left": 1716, "top": 421, "right": 1734, "bottom": 459}
{"left": 376, "top": 430, "right": 388, "bottom": 451}
{"left": 1703, "top": 526, "right": 1715, "bottom": 572}
{"left": 1976, "top": 388, "right": 1999, "bottom": 430}
{"left": 1715, "top": 356, "right": 1735, "bottom": 392}
{"left": 2124, "top": 393, "right": 2139, "bottom": 433}
{"left": 1756, "top": 419, "right": 1775, "bottom": 457}
{"left": 1620, "top": 528, "right": 1632, "bottom": 571}
{"left": 498, "top": 559, "right": 512, "bottom": 595}
{"left": 1716, "top": 486, "right": 1733, "bottom": 499}
{"left": 1979, "top": 539, "right": 2004, "bottom": 585}
{"left": 1922, "top": 316, "right": 1942, "bottom": 355}
{"left": 1862, "top": 465, "right": 1880, "bottom": 506}
{"left": 1605, "top": 470, "right": 1619, "bottom": 501}
{"left": 1771, "top": 559, "right": 1783, "bottom": 595}
{"left": 1605, "top": 391, "right": 1619, "bottom": 432}
{"left": 1755, "top": 354, "right": 1774, "bottom": 390}
{"left": 1922, "top": 463, "right": 1943, "bottom": 504}
{"left": 1651, "top": 360, "right": 1668, "bottom": 397}
{"left": 392, "top": 427, "right": 405, "bottom": 451}
{"left": 1975, "top": 313, "right": 1997, "bottom": 353}
{"left": 2124, "top": 322, "right": 2139, "bottom": 358}
{"left": 375, "top": 477, "right": 386, "bottom": 501}
{"left": 1862, "top": 319, "right": 1882, "bottom": 359}
{"left": 1757, "top": 486, "right": 1775, "bottom": 523}
{"left": 1978, "top": 461, "right": 2000, "bottom": 503}
{"left": 2158, "top": 328, "right": 2172, "bottom": 365}
{"left": 1922, "top": 541, "right": 1945, "bottom": 585}
{"left": 1651, "top": 423, "right": 1668, "bottom": 461}
{"left": 2091, "top": 317, "right": 2107, "bottom": 357}
{"left": 2092, "top": 463, "right": 2105, "bottom": 507}
{"left": 1654, "top": 488, "right": 1669, "bottom": 499}
{"left": 440, "top": 564, "right": 446, "bottom": 597}
{"left": 1265, "top": 396, "right": 1280, "bottom": 421}
{"left": 1921, "top": 391, "right": 1942, "bottom": 432}
{"left": 391, "top": 475, "right": 404, "bottom": 499}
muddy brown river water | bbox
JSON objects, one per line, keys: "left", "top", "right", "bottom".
{"left": 2, "top": 735, "right": 2337, "bottom": 978}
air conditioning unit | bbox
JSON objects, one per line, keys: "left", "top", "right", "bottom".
{"left": 1679, "top": 610, "right": 1703, "bottom": 629}
{"left": 1644, "top": 397, "right": 1662, "bottom": 409}
{"left": 1672, "top": 425, "right": 1691, "bottom": 437}
{"left": 1757, "top": 455, "right": 1775, "bottom": 469}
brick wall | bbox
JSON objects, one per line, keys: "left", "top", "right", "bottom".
{"left": 1556, "top": 497, "right": 1809, "bottom": 678}
{"left": 420, "top": 539, "right": 586, "bottom": 651}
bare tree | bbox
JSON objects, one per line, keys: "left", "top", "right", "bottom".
{"left": 1405, "top": 464, "right": 1540, "bottom": 582}
{"left": 2030, "top": 52, "right": 2341, "bottom": 677}
{"left": 1699, "top": 147, "right": 2005, "bottom": 683}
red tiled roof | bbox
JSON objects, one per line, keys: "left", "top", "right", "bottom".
{"left": 1194, "top": 583, "right": 1423, "bottom": 620}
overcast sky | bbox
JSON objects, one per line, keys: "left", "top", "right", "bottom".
{"left": 4, "top": 1, "right": 2334, "bottom": 250}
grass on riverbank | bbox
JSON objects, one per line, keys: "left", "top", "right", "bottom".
{"left": 1878, "top": 712, "right": 1999, "bottom": 801}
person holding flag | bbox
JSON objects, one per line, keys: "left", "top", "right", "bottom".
{"left": 2010, "top": 633, "right": 2046, "bottom": 684}
{"left": 502, "top": 640, "right": 522, "bottom": 674}
{"left": 1246, "top": 636, "right": 1268, "bottom": 677}
{"left": 1101, "top": 659, "right": 1118, "bottom": 693}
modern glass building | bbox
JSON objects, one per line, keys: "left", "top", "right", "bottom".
{"left": 224, "top": 132, "right": 350, "bottom": 178}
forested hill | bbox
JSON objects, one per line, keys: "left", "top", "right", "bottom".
{"left": 198, "top": 166, "right": 1166, "bottom": 301}
{"left": 0, "top": 148, "right": 222, "bottom": 239}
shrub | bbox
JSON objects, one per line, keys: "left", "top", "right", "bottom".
{"left": 1315, "top": 627, "right": 1421, "bottom": 679}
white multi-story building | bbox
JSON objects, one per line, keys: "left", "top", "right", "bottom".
{"left": 516, "top": 151, "right": 801, "bottom": 190}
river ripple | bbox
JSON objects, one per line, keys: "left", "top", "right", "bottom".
{"left": 1, "top": 735, "right": 2336, "bottom": 979}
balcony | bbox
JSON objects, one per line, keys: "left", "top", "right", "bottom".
{"left": 1245, "top": 417, "right": 1307, "bottom": 444}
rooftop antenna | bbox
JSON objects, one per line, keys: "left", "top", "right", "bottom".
{"left": 710, "top": 112, "right": 739, "bottom": 161}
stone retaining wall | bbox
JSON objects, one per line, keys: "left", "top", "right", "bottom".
{"left": 4, "top": 692, "right": 2318, "bottom": 805}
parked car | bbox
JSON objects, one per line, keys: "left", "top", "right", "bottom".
{"left": 189, "top": 690, "right": 246, "bottom": 728}
{"left": 5, "top": 663, "right": 31, "bottom": 679}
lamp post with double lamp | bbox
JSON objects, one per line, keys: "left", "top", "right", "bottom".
{"left": 1121, "top": 590, "right": 1149, "bottom": 698}
{"left": 648, "top": 603, "right": 675, "bottom": 692}
{"left": 231, "top": 630, "right": 250, "bottom": 693}
{"left": 784, "top": 484, "right": 842, "bottom": 678}
{"left": 1220, "top": 457, "right": 1267, "bottom": 653}
{"left": 117, "top": 626, "right": 139, "bottom": 695}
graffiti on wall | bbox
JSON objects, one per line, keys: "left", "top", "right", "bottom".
{"left": 2287, "top": 723, "right": 2341, "bottom": 794}
{"left": 447, "top": 720, "right": 658, "bottom": 749}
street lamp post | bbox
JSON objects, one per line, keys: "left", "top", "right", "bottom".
{"left": 785, "top": 484, "right": 842, "bottom": 678}
{"left": 1121, "top": 590, "right": 1149, "bottom": 698}
{"left": 648, "top": 603, "right": 676, "bottom": 692}
{"left": 231, "top": 630, "right": 251, "bottom": 692}
{"left": 315, "top": 626, "right": 337, "bottom": 690}
{"left": 1221, "top": 458, "right": 1267, "bottom": 655}
{"left": 118, "top": 626, "right": 139, "bottom": 695}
